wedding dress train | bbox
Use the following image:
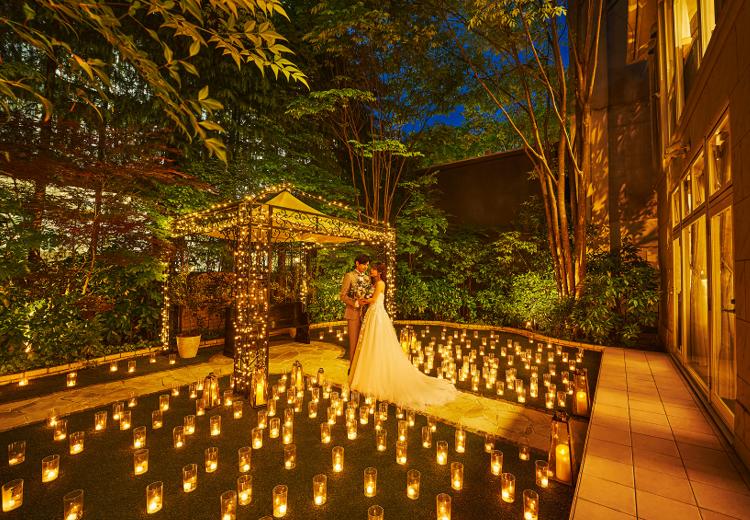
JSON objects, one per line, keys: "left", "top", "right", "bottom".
{"left": 349, "top": 292, "right": 457, "bottom": 408}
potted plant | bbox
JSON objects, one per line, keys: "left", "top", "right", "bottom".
{"left": 170, "top": 271, "right": 203, "bottom": 358}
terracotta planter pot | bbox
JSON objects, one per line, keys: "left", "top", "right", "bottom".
{"left": 176, "top": 335, "right": 201, "bottom": 358}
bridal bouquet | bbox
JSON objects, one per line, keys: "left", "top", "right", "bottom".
{"left": 350, "top": 271, "right": 373, "bottom": 306}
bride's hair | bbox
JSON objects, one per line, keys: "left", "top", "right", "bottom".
{"left": 371, "top": 262, "right": 387, "bottom": 284}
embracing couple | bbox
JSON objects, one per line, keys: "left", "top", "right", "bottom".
{"left": 339, "top": 254, "right": 457, "bottom": 408}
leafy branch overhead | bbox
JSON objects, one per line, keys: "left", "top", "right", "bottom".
{"left": 0, "top": 0, "right": 308, "bottom": 162}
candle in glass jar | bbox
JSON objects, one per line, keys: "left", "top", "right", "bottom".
{"left": 146, "top": 481, "right": 163, "bottom": 514}
{"left": 359, "top": 404, "right": 369, "bottom": 425}
{"left": 313, "top": 474, "right": 326, "bottom": 505}
{"left": 308, "top": 401, "right": 318, "bottom": 419}
{"left": 455, "top": 428, "right": 466, "bottom": 453}
{"left": 168, "top": 354, "right": 176, "bottom": 365}
{"left": 555, "top": 443, "right": 572, "bottom": 482}
{"left": 47, "top": 409, "right": 58, "bottom": 428}
{"left": 523, "top": 489, "right": 539, "bottom": 520}
{"left": 367, "top": 505, "right": 384, "bottom": 520}
{"left": 2, "top": 479, "right": 23, "bottom": 512}
{"left": 133, "top": 426, "right": 147, "bottom": 449}
{"left": 196, "top": 397, "right": 206, "bottom": 416}
{"left": 406, "top": 469, "right": 420, "bottom": 500}
{"left": 374, "top": 429, "right": 386, "bottom": 452}
{"left": 545, "top": 392, "right": 554, "bottom": 409}
{"left": 332, "top": 446, "right": 344, "bottom": 473}
{"left": 436, "top": 493, "right": 451, "bottom": 520}
{"left": 94, "top": 411, "right": 107, "bottom": 431}
{"left": 134, "top": 449, "right": 149, "bottom": 475}
{"left": 437, "top": 440, "right": 448, "bottom": 465}
{"left": 575, "top": 389, "right": 589, "bottom": 415}
{"left": 233, "top": 399, "right": 243, "bottom": 419}
{"left": 220, "top": 490, "right": 237, "bottom": 520}
{"left": 113, "top": 402, "right": 124, "bottom": 422}
{"left": 63, "top": 489, "right": 83, "bottom": 520}
{"left": 320, "top": 423, "right": 331, "bottom": 444}
{"left": 269, "top": 418, "right": 280, "bottom": 439}
{"left": 535, "top": 460, "right": 549, "bottom": 488}
{"left": 53, "top": 419, "right": 67, "bottom": 441}
{"left": 42, "top": 455, "right": 59, "bottom": 482}
{"left": 491, "top": 450, "right": 503, "bottom": 476}
{"left": 66, "top": 372, "right": 77, "bottom": 387}
{"left": 501, "top": 472, "right": 515, "bottom": 503}
{"left": 210, "top": 415, "right": 221, "bottom": 436}
{"left": 557, "top": 391, "right": 566, "bottom": 408}
{"left": 224, "top": 389, "right": 234, "bottom": 407}
{"left": 363, "top": 467, "right": 377, "bottom": 497}
{"left": 272, "top": 484, "right": 288, "bottom": 518}
{"left": 159, "top": 394, "right": 169, "bottom": 411}
{"left": 120, "top": 410, "right": 131, "bottom": 430}
{"left": 451, "top": 462, "right": 464, "bottom": 490}
{"left": 396, "top": 440, "right": 407, "bottom": 465}
{"left": 173, "top": 426, "right": 185, "bottom": 448}
{"left": 282, "top": 423, "right": 293, "bottom": 445}
{"left": 252, "top": 427, "right": 263, "bottom": 450}
{"left": 422, "top": 426, "right": 432, "bottom": 448}
{"left": 152, "top": 410, "right": 163, "bottom": 429}
{"left": 8, "top": 441, "right": 25, "bottom": 466}
{"left": 284, "top": 444, "right": 296, "bottom": 470}
{"left": 484, "top": 434, "right": 494, "bottom": 453}
{"left": 182, "top": 464, "right": 197, "bottom": 493}
{"left": 237, "top": 474, "right": 252, "bottom": 505}
{"left": 128, "top": 360, "right": 136, "bottom": 373}
{"left": 189, "top": 382, "right": 198, "bottom": 399}
{"left": 398, "top": 420, "right": 408, "bottom": 442}
{"left": 110, "top": 361, "right": 118, "bottom": 372}
{"left": 205, "top": 447, "right": 218, "bottom": 473}
{"left": 69, "top": 431, "right": 84, "bottom": 454}
{"left": 257, "top": 410, "right": 268, "bottom": 429}
{"left": 239, "top": 446, "right": 252, "bottom": 472}
{"left": 519, "top": 444, "right": 530, "bottom": 461}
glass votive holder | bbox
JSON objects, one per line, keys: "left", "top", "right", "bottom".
{"left": 223, "top": 390, "right": 234, "bottom": 407}
{"left": 313, "top": 474, "right": 327, "bottom": 505}
{"left": 366, "top": 427, "right": 383, "bottom": 452}
{"left": 282, "top": 423, "right": 293, "bottom": 445}
{"left": 257, "top": 409, "right": 268, "bottom": 429}
{"left": 196, "top": 396, "right": 206, "bottom": 416}
{"left": 491, "top": 449, "right": 504, "bottom": 476}
{"left": 407, "top": 409, "right": 416, "bottom": 426}
{"left": 284, "top": 408, "right": 294, "bottom": 427}
{"left": 545, "top": 392, "right": 554, "bottom": 409}
{"left": 180, "top": 414, "right": 194, "bottom": 436}
{"left": 189, "top": 382, "right": 198, "bottom": 398}
{"left": 501, "top": 472, "right": 516, "bottom": 503}
{"left": 406, "top": 469, "right": 420, "bottom": 500}
{"left": 359, "top": 404, "right": 370, "bottom": 425}
{"left": 451, "top": 462, "right": 464, "bottom": 490}
{"left": 42, "top": 454, "right": 59, "bottom": 482}
{"left": 168, "top": 353, "right": 176, "bottom": 365}
{"left": 133, "top": 426, "right": 147, "bottom": 449}
{"left": 238, "top": 446, "right": 252, "bottom": 472}
{"left": 428, "top": 416, "right": 437, "bottom": 432}
{"left": 221, "top": 490, "right": 237, "bottom": 520}
{"left": 523, "top": 489, "right": 539, "bottom": 520}
{"left": 120, "top": 410, "right": 131, "bottom": 430}
{"left": 284, "top": 444, "right": 296, "bottom": 470}
{"left": 1, "top": 479, "right": 23, "bottom": 512}
{"left": 247, "top": 427, "right": 261, "bottom": 450}
{"left": 94, "top": 411, "right": 107, "bottom": 431}
{"left": 159, "top": 394, "right": 169, "bottom": 411}
{"left": 128, "top": 393, "right": 138, "bottom": 408}
{"left": 557, "top": 390, "right": 567, "bottom": 408}
{"left": 368, "top": 505, "right": 384, "bottom": 520}
{"left": 347, "top": 419, "right": 357, "bottom": 440}
{"left": 455, "top": 428, "right": 466, "bottom": 453}
{"left": 421, "top": 426, "right": 432, "bottom": 448}
{"left": 182, "top": 463, "right": 197, "bottom": 493}
{"left": 66, "top": 372, "right": 77, "bottom": 387}
{"left": 47, "top": 408, "right": 58, "bottom": 427}
{"left": 364, "top": 467, "right": 377, "bottom": 497}
{"left": 63, "top": 488, "right": 83, "bottom": 520}
{"left": 151, "top": 410, "right": 163, "bottom": 429}
{"left": 327, "top": 406, "right": 336, "bottom": 425}
{"left": 378, "top": 402, "right": 388, "bottom": 420}
{"left": 398, "top": 420, "right": 408, "bottom": 442}
{"left": 237, "top": 474, "right": 252, "bottom": 505}
{"left": 69, "top": 431, "right": 84, "bottom": 455}
{"left": 484, "top": 434, "right": 495, "bottom": 453}
{"left": 517, "top": 386, "right": 527, "bottom": 403}
{"left": 233, "top": 399, "right": 243, "bottom": 419}
{"left": 54, "top": 419, "right": 68, "bottom": 441}
{"left": 436, "top": 493, "right": 451, "bottom": 520}
{"left": 535, "top": 460, "right": 549, "bottom": 488}
{"left": 134, "top": 448, "right": 149, "bottom": 475}
{"left": 273, "top": 484, "right": 288, "bottom": 518}
{"left": 110, "top": 361, "right": 118, "bottom": 372}
{"left": 332, "top": 446, "right": 344, "bottom": 473}
{"left": 320, "top": 423, "right": 331, "bottom": 444}
{"left": 149, "top": 352, "right": 157, "bottom": 364}
{"left": 8, "top": 441, "right": 25, "bottom": 466}
{"left": 205, "top": 447, "right": 218, "bottom": 473}
{"left": 436, "top": 440, "right": 448, "bottom": 465}
{"left": 269, "top": 418, "right": 280, "bottom": 439}
{"left": 519, "top": 444, "right": 530, "bottom": 461}
{"left": 173, "top": 426, "right": 185, "bottom": 448}
{"left": 396, "top": 440, "right": 407, "bottom": 465}
{"left": 308, "top": 401, "right": 318, "bottom": 419}
{"left": 146, "top": 481, "right": 163, "bottom": 514}
{"left": 128, "top": 360, "right": 136, "bottom": 373}
{"left": 210, "top": 415, "right": 221, "bottom": 436}
{"left": 496, "top": 381, "right": 505, "bottom": 396}
{"left": 267, "top": 398, "right": 277, "bottom": 417}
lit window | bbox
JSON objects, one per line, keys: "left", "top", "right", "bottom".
{"left": 708, "top": 116, "right": 731, "bottom": 194}
{"left": 691, "top": 153, "right": 706, "bottom": 207}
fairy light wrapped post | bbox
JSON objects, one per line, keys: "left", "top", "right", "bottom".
{"left": 165, "top": 184, "right": 397, "bottom": 406}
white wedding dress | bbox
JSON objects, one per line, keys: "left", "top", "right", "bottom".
{"left": 349, "top": 290, "right": 457, "bottom": 408}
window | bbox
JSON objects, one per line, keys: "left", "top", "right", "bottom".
{"left": 682, "top": 174, "right": 692, "bottom": 216}
{"left": 671, "top": 188, "right": 681, "bottom": 228}
{"left": 691, "top": 153, "right": 706, "bottom": 207}
{"left": 684, "top": 217, "right": 709, "bottom": 385}
{"left": 709, "top": 117, "right": 731, "bottom": 194}
{"left": 711, "top": 207, "right": 735, "bottom": 413}
{"left": 674, "top": 0, "right": 702, "bottom": 98}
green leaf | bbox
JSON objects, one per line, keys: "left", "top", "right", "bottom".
{"left": 198, "top": 85, "right": 209, "bottom": 100}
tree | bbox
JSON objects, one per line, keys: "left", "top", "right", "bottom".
{"left": 439, "top": 0, "right": 603, "bottom": 298}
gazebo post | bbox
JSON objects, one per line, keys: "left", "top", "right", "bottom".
{"left": 386, "top": 228, "right": 397, "bottom": 317}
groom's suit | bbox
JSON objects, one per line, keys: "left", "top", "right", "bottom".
{"left": 340, "top": 269, "right": 364, "bottom": 361}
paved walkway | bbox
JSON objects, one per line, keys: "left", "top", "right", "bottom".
{"left": 571, "top": 348, "right": 750, "bottom": 520}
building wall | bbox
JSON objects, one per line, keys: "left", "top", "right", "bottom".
{"left": 651, "top": 0, "right": 750, "bottom": 465}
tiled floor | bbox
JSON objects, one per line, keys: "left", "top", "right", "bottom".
{"left": 571, "top": 348, "right": 750, "bottom": 520}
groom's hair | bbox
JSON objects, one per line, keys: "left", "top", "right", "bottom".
{"left": 354, "top": 254, "right": 370, "bottom": 265}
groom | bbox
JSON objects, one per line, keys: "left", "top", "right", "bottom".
{"left": 339, "top": 254, "right": 371, "bottom": 366}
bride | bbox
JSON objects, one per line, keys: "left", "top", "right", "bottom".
{"left": 348, "top": 262, "right": 457, "bottom": 408}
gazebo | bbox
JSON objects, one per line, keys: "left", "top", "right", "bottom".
{"left": 163, "top": 183, "right": 396, "bottom": 404}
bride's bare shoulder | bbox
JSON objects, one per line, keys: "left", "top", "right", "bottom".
{"left": 377, "top": 280, "right": 386, "bottom": 289}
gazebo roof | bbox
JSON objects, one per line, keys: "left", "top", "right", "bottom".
{"left": 171, "top": 184, "right": 393, "bottom": 245}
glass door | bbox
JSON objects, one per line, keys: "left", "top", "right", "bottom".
{"left": 673, "top": 237, "right": 683, "bottom": 354}
{"left": 711, "top": 207, "right": 735, "bottom": 424}
{"left": 684, "top": 217, "right": 709, "bottom": 387}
